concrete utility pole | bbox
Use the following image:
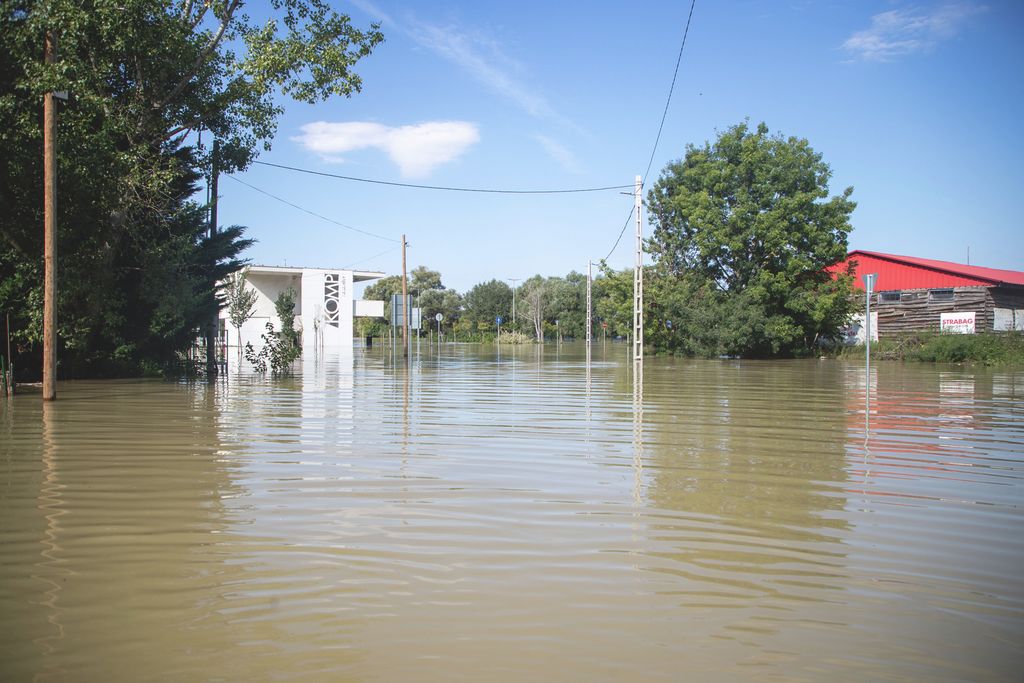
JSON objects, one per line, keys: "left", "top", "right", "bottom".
{"left": 42, "top": 31, "right": 58, "bottom": 401}
{"left": 507, "top": 278, "right": 520, "bottom": 327}
{"left": 633, "top": 175, "right": 644, "bottom": 365}
{"left": 206, "top": 139, "right": 220, "bottom": 379}
{"left": 401, "top": 234, "right": 409, "bottom": 359}
{"left": 586, "top": 261, "right": 592, "bottom": 347}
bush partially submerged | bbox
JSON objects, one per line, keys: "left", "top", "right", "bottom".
{"left": 838, "top": 332, "right": 1024, "bottom": 366}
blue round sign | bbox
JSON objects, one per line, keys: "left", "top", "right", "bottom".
{"left": 496, "top": 316, "right": 503, "bottom": 325}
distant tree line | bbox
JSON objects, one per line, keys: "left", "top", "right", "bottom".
{"left": 362, "top": 122, "right": 857, "bottom": 357}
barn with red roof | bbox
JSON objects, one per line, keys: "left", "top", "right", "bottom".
{"left": 833, "top": 250, "right": 1024, "bottom": 336}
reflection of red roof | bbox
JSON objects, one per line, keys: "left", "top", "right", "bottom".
{"left": 834, "top": 251, "right": 1024, "bottom": 291}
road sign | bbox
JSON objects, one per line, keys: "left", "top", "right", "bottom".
{"left": 496, "top": 316, "right": 503, "bottom": 325}
{"left": 435, "top": 313, "right": 443, "bottom": 322}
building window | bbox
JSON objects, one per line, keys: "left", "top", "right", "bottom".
{"left": 879, "top": 291, "right": 901, "bottom": 303}
{"left": 929, "top": 288, "right": 954, "bottom": 302}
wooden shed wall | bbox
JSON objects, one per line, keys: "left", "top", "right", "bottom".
{"left": 875, "top": 287, "right": 990, "bottom": 335}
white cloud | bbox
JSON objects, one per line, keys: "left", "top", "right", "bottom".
{"left": 351, "top": 2, "right": 574, "bottom": 129}
{"left": 842, "top": 3, "right": 986, "bottom": 62}
{"left": 534, "top": 134, "right": 582, "bottom": 174}
{"left": 293, "top": 121, "right": 480, "bottom": 178}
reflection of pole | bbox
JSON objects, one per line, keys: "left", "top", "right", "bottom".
{"left": 43, "top": 31, "right": 58, "bottom": 401}
{"left": 862, "top": 273, "right": 878, "bottom": 439}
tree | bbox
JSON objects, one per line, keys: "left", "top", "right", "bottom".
{"left": 419, "top": 288, "right": 463, "bottom": 335}
{"left": 224, "top": 267, "right": 258, "bottom": 363}
{"left": 0, "top": 1, "right": 381, "bottom": 377}
{"left": 546, "top": 271, "right": 587, "bottom": 339}
{"left": 410, "top": 266, "right": 443, "bottom": 292}
{"left": 464, "top": 279, "right": 512, "bottom": 333}
{"left": 647, "top": 121, "right": 856, "bottom": 356}
{"left": 520, "top": 275, "right": 549, "bottom": 342}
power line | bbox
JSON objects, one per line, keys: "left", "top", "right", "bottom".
{"left": 225, "top": 174, "right": 400, "bottom": 243}
{"left": 343, "top": 245, "right": 402, "bottom": 270}
{"left": 643, "top": 0, "right": 697, "bottom": 185}
{"left": 604, "top": 205, "right": 636, "bottom": 262}
{"left": 252, "top": 160, "right": 633, "bottom": 195}
{"left": 602, "top": 0, "right": 696, "bottom": 264}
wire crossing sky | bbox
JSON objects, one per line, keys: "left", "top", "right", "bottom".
{"left": 221, "top": 1, "right": 1023, "bottom": 292}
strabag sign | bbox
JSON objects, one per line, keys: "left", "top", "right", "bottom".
{"left": 940, "top": 311, "right": 976, "bottom": 334}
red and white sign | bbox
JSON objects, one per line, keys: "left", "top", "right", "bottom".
{"left": 940, "top": 311, "right": 976, "bottom": 334}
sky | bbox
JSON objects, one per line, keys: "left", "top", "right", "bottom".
{"left": 220, "top": 0, "right": 1024, "bottom": 294}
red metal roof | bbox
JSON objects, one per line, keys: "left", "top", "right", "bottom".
{"left": 835, "top": 251, "right": 1024, "bottom": 291}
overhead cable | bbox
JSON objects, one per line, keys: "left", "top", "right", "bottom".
{"left": 225, "top": 174, "right": 400, "bottom": 242}
{"left": 253, "top": 160, "right": 632, "bottom": 195}
{"left": 642, "top": 0, "right": 698, "bottom": 185}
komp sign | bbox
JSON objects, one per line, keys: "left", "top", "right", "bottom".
{"left": 940, "top": 311, "right": 976, "bottom": 334}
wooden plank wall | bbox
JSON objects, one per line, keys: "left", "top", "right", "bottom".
{"left": 875, "top": 287, "right": 990, "bottom": 336}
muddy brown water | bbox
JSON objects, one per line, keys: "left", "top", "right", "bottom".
{"left": 2, "top": 343, "right": 1022, "bottom": 681}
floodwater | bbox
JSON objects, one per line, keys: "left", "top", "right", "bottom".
{"left": 1, "top": 343, "right": 1022, "bottom": 682}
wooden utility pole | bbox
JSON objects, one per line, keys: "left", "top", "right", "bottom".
{"left": 206, "top": 140, "right": 220, "bottom": 378}
{"left": 401, "top": 234, "right": 409, "bottom": 359}
{"left": 42, "top": 31, "right": 57, "bottom": 401}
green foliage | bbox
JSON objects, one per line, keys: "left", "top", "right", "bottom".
{"left": 0, "top": 1, "right": 380, "bottom": 378}
{"left": 839, "top": 332, "right": 1024, "bottom": 366}
{"left": 497, "top": 330, "right": 532, "bottom": 345}
{"left": 464, "top": 279, "right": 513, "bottom": 329}
{"left": 647, "top": 121, "right": 856, "bottom": 357}
{"left": 410, "top": 266, "right": 443, "bottom": 292}
{"left": 419, "top": 288, "right": 463, "bottom": 334}
{"left": 594, "top": 264, "right": 633, "bottom": 339}
{"left": 274, "top": 287, "right": 299, "bottom": 346}
{"left": 244, "top": 321, "right": 300, "bottom": 375}
{"left": 225, "top": 267, "right": 258, "bottom": 330}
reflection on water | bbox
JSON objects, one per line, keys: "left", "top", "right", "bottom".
{"left": 1, "top": 346, "right": 1022, "bottom": 681}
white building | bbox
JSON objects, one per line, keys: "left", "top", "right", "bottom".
{"left": 220, "top": 266, "right": 385, "bottom": 361}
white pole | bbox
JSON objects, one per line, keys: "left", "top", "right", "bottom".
{"left": 633, "top": 175, "right": 644, "bottom": 365}
{"left": 862, "top": 273, "right": 878, "bottom": 426}
{"left": 586, "top": 261, "right": 592, "bottom": 348}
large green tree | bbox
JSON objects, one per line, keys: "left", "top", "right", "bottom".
{"left": 0, "top": 1, "right": 382, "bottom": 376}
{"left": 464, "top": 279, "right": 512, "bottom": 332}
{"left": 647, "top": 121, "right": 856, "bottom": 356}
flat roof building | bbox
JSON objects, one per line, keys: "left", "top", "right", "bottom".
{"left": 219, "top": 266, "right": 386, "bottom": 365}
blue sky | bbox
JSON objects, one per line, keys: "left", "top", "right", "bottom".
{"left": 221, "top": 0, "right": 1024, "bottom": 293}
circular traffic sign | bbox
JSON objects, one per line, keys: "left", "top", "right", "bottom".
{"left": 496, "top": 316, "right": 503, "bottom": 325}
{"left": 435, "top": 313, "right": 444, "bottom": 322}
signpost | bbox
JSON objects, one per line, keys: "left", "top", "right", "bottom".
{"left": 862, "top": 273, "right": 878, "bottom": 435}
{"left": 435, "top": 312, "right": 443, "bottom": 341}
{"left": 496, "top": 316, "right": 503, "bottom": 341}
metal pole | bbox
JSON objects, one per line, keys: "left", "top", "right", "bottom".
{"left": 43, "top": 31, "right": 57, "bottom": 401}
{"left": 862, "top": 273, "right": 878, "bottom": 426}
